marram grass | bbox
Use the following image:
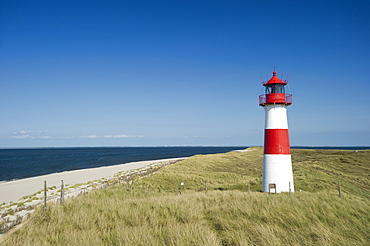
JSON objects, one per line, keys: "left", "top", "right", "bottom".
{"left": 4, "top": 191, "right": 369, "bottom": 246}
{"left": 2, "top": 148, "right": 370, "bottom": 245}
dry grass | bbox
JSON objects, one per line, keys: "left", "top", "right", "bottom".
{"left": 291, "top": 148, "right": 370, "bottom": 198}
{"left": 2, "top": 147, "right": 370, "bottom": 245}
{"left": 135, "top": 147, "right": 263, "bottom": 193}
{"left": 4, "top": 191, "right": 369, "bottom": 246}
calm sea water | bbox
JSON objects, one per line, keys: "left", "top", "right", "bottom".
{"left": 0, "top": 147, "right": 247, "bottom": 182}
{"left": 1, "top": 146, "right": 368, "bottom": 182}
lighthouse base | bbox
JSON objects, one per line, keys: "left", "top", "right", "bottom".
{"left": 262, "top": 154, "right": 294, "bottom": 193}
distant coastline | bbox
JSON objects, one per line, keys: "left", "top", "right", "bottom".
{"left": 291, "top": 146, "right": 370, "bottom": 150}
{"left": 1, "top": 145, "right": 369, "bottom": 150}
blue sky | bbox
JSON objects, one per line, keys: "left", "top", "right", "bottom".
{"left": 1, "top": 0, "right": 369, "bottom": 147}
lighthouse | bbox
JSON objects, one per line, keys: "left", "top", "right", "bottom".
{"left": 259, "top": 70, "right": 294, "bottom": 193}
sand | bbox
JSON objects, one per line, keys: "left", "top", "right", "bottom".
{"left": 0, "top": 157, "right": 184, "bottom": 204}
{"left": 0, "top": 157, "right": 185, "bottom": 238}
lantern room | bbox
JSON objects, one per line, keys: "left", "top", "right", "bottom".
{"left": 259, "top": 71, "right": 292, "bottom": 106}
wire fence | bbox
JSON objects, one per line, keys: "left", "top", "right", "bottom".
{"left": 0, "top": 157, "right": 349, "bottom": 243}
{"left": 0, "top": 160, "right": 172, "bottom": 236}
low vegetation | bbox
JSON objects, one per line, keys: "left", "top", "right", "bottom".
{"left": 2, "top": 147, "right": 369, "bottom": 245}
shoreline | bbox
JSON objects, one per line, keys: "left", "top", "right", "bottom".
{"left": 0, "top": 146, "right": 249, "bottom": 183}
{"left": 0, "top": 157, "right": 186, "bottom": 235}
{"left": 0, "top": 157, "right": 185, "bottom": 204}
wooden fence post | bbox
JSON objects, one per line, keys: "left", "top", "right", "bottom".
{"left": 60, "top": 180, "right": 64, "bottom": 205}
{"left": 248, "top": 183, "right": 250, "bottom": 194}
{"left": 44, "top": 181, "right": 47, "bottom": 211}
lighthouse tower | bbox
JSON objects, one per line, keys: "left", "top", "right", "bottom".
{"left": 259, "top": 70, "right": 294, "bottom": 193}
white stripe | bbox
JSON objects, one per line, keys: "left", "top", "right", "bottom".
{"left": 264, "top": 104, "right": 289, "bottom": 129}
{"left": 262, "top": 154, "right": 294, "bottom": 192}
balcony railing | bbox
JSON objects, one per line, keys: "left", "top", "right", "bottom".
{"left": 259, "top": 93, "right": 292, "bottom": 106}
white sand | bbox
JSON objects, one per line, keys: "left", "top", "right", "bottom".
{"left": 232, "top": 149, "right": 252, "bottom": 152}
{"left": 0, "top": 158, "right": 184, "bottom": 204}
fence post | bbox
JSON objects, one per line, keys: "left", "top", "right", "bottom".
{"left": 338, "top": 181, "right": 342, "bottom": 198}
{"left": 289, "top": 182, "right": 291, "bottom": 196}
{"left": 205, "top": 182, "right": 208, "bottom": 194}
{"left": 60, "top": 180, "right": 64, "bottom": 205}
{"left": 44, "top": 181, "right": 47, "bottom": 211}
{"left": 248, "top": 183, "right": 250, "bottom": 194}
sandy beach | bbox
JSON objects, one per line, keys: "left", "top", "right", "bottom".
{"left": 0, "top": 157, "right": 184, "bottom": 204}
{"left": 0, "top": 157, "right": 185, "bottom": 237}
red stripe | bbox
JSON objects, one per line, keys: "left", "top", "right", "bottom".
{"left": 264, "top": 129, "right": 291, "bottom": 154}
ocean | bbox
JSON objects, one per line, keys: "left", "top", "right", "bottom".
{"left": 1, "top": 146, "right": 368, "bottom": 182}
{"left": 0, "top": 146, "right": 247, "bottom": 182}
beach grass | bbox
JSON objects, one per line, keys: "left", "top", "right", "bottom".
{"left": 2, "top": 147, "right": 370, "bottom": 245}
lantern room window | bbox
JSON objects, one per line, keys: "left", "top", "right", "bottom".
{"left": 265, "top": 84, "right": 285, "bottom": 94}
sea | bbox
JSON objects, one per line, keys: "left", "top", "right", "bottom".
{"left": 0, "top": 146, "right": 368, "bottom": 182}
{"left": 0, "top": 146, "right": 248, "bottom": 182}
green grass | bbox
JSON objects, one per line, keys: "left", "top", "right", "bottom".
{"left": 135, "top": 147, "right": 263, "bottom": 193}
{"left": 291, "top": 149, "right": 370, "bottom": 198}
{"left": 2, "top": 148, "right": 370, "bottom": 245}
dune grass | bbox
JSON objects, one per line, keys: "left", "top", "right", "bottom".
{"left": 4, "top": 191, "right": 369, "bottom": 245}
{"left": 134, "top": 147, "right": 263, "bottom": 193}
{"left": 2, "top": 147, "right": 370, "bottom": 245}
{"left": 291, "top": 148, "right": 370, "bottom": 198}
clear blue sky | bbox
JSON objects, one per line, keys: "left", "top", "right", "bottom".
{"left": 1, "top": 0, "right": 369, "bottom": 147}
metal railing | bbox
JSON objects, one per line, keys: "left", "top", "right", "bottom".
{"left": 259, "top": 93, "right": 292, "bottom": 106}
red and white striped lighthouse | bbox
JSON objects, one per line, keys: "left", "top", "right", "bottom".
{"left": 259, "top": 70, "right": 294, "bottom": 193}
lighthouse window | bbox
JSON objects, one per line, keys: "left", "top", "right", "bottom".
{"left": 266, "top": 85, "right": 285, "bottom": 94}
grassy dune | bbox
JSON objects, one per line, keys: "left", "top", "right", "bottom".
{"left": 2, "top": 148, "right": 370, "bottom": 245}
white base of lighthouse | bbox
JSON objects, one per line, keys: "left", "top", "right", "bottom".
{"left": 262, "top": 154, "right": 294, "bottom": 193}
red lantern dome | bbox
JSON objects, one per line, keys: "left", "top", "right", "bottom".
{"left": 259, "top": 71, "right": 292, "bottom": 106}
